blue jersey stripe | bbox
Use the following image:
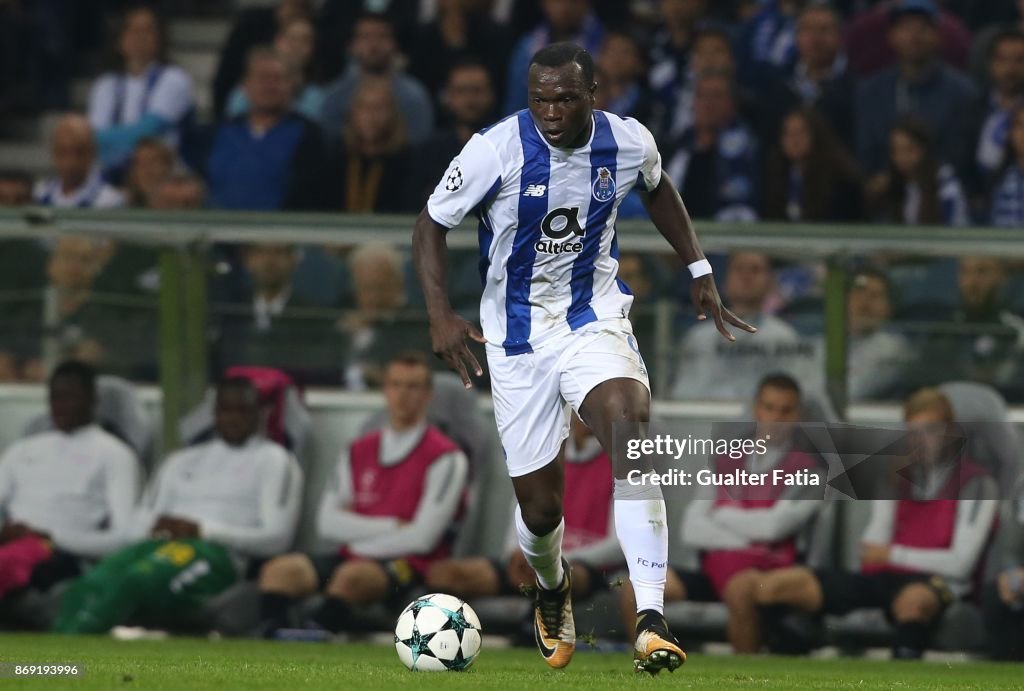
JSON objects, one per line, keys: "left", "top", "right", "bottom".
{"left": 503, "top": 111, "right": 550, "bottom": 355}
{"left": 567, "top": 112, "right": 618, "bottom": 330}
{"left": 474, "top": 176, "right": 502, "bottom": 283}
{"left": 609, "top": 233, "right": 632, "bottom": 295}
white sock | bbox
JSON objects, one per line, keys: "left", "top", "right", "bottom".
{"left": 514, "top": 504, "right": 565, "bottom": 590}
{"left": 614, "top": 478, "right": 668, "bottom": 615}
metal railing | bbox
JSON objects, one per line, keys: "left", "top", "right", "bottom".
{"left": 4, "top": 206, "right": 1023, "bottom": 451}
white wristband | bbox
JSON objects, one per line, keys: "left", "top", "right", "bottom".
{"left": 688, "top": 259, "right": 712, "bottom": 278}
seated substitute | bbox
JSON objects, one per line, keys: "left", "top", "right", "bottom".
{"left": 984, "top": 478, "right": 1024, "bottom": 661}
{"left": 427, "top": 412, "right": 620, "bottom": 603}
{"left": 620, "top": 373, "right": 825, "bottom": 654}
{"left": 0, "top": 361, "right": 139, "bottom": 604}
{"left": 53, "top": 377, "right": 302, "bottom": 634}
{"left": 257, "top": 352, "right": 469, "bottom": 636}
{"left": 755, "top": 388, "right": 999, "bottom": 659}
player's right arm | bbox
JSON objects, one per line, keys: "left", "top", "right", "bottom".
{"left": 413, "top": 133, "right": 502, "bottom": 388}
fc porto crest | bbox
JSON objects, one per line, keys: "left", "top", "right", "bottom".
{"left": 592, "top": 166, "right": 616, "bottom": 202}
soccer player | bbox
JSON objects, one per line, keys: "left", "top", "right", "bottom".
{"left": 413, "top": 42, "right": 754, "bottom": 674}
{"left": 755, "top": 388, "right": 998, "bottom": 659}
{"left": 619, "top": 373, "right": 825, "bottom": 654}
{"left": 256, "top": 353, "right": 469, "bottom": 636}
{"left": 427, "top": 412, "right": 620, "bottom": 605}
{"left": 53, "top": 377, "right": 302, "bottom": 634}
{"left": 0, "top": 361, "right": 139, "bottom": 603}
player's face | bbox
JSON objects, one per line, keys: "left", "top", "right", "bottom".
{"left": 528, "top": 63, "right": 595, "bottom": 149}
{"left": 992, "top": 38, "right": 1024, "bottom": 96}
{"left": 49, "top": 375, "right": 95, "bottom": 433}
{"left": 753, "top": 386, "right": 800, "bottom": 444}
{"left": 796, "top": 8, "right": 840, "bottom": 68}
{"left": 848, "top": 276, "right": 891, "bottom": 336}
{"left": 383, "top": 363, "right": 433, "bottom": 428}
{"left": 215, "top": 387, "right": 260, "bottom": 446}
{"left": 906, "top": 408, "right": 952, "bottom": 467}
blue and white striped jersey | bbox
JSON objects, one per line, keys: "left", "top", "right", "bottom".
{"left": 427, "top": 109, "right": 662, "bottom": 356}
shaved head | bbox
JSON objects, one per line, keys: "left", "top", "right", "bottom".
{"left": 50, "top": 115, "right": 97, "bottom": 189}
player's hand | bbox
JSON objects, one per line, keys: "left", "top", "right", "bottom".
{"left": 997, "top": 568, "right": 1024, "bottom": 605}
{"left": 860, "top": 543, "right": 890, "bottom": 567}
{"left": 429, "top": 310, "right": 487, "bottom": 388}
{"left": 690, "top": 275, "right": 756, "bottom": 342}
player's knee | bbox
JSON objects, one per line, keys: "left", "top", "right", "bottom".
{"left": 426, "top": 560, "right": 463, "bottom": 590}
{"left": 327, "top": 561, "right": 384, "bottom": 602}
{"left": 893, "top": 585, "right": 940, "bottom": 623}
{"left": 723, "top": 571, "right": 760, "bottom": 609}
{"left": 519, "top": 496, "right": 563, "bottom": 536}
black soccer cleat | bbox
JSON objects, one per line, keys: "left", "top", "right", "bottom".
{"left": 633, "top": 609, "right": 686, "bottom": 675}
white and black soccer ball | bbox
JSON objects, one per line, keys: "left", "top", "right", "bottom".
{"left": 394, "top": 593, "right": 482, "bottom": 672}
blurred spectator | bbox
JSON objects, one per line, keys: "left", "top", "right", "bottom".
{"left": 671, "top": 252, "right": 808, "bottom": 401}
{"left": 990, "top": 104, "right": 1024, "bottom": 227}
{"left": 329, "top": 78, "right": 415, "bottom": 213}
{"left": 33, "top": 115, "right": 124, "bottom": 209}
{"left": 663, "top": 69, "right": 759, "bottom": 222}
{"left": 756, "top": 4, "right": 856, "bottom": 145}
{"left": 319, "top": 13, "right": 434, "bottom": 146}
{"left": 315, "top": 0, "right": 425, "bottom": 82}
{"left": 846, "top": 0, "right": 971, "bottom": 77}
{"left": 756, "top": 388, "right": 998, "bottom": 660}
{"left": 846, "top": 268, "right": 913, "bottom": 401}
{"left": 969, "top": 29, "right": 1024, "bottom": 208}
{"left": 503, "top": 0, "right": 605, "bottom": 114}
{"left": 408, "top": 0, "right": 512, "bottom": 105}
{"left": 983, "top": 478, "right": 1024, "bottom": 661}
{"left": 340, "top": 244, "right": 432, "bottom": 390}
{"left": 0, "top": 361, "right": 139, "bottom": 605}
{"left": 217, "top": 243, "right": 340, "bottom": 385}
{"left": 855, "top": 0, "right": 978, "bottom": 176}
{"left": 648, "top": 0, "right": 709, "bottom": 141}
{"left": 407, "top": 59, "right": 497, "bottom": 212}
{"left": 658, "top": 27, "right": 741, "bottom": 142}
{"left": 53, "top": 377, "right": 302, "bottom": 634}
{"left": 87, "top": 6, "right": 195, "bottom": 178}
{"left": 212, "top": 0, "right": 314, "bottom": 120}
{"left": 255, "top": 353, "right": 468, "bottom": 637}
{"left": 0, "top": 170, "right": 32, "bottom": 206}
{"left": 637, "top": 374, "right": 824, "bottom": 654}
{"left": 151, "top": 171, "right": 206, "bottom": 210}
{"left": 429, "top": 412, "right": 617, "bottom": 616}
{"left": 594, "top": 31, "right": 655, "bottom": 124}
{"left": 736, "top": 0, "right": 804, "bottom": 83}
{"left": 761, "top": 107, "right": 863, "bottom": 222}
{"left": 124, "top": 137, "right": 174, "bottom": 208}
{"left": 206, "top": 48, "right": 329, "bottom": 211}
{"left": 226, "top": 17, "right": 324, "bottom": 120}
{"left": 940, "top": 256, "right": 1024, "bottom": 388}
{"left": 967, "top": 0, "right": 1024, "bottom": 80}
{"left": 865, "top": 119, "right": 969, "bottom": 226}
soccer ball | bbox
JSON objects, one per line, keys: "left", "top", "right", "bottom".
{"left": 394, "top": 593, "right": 482, "bottom": 671}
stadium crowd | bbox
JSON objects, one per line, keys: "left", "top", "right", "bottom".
{"left": 2, "top": 1, "right": 1024, "bottom": 402}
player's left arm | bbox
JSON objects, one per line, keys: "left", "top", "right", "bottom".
{"left": 713, "top": 473, "right": 827, "bottom": 543}
{"left": 886, "top": 476, "right": 999, "bottom": 581}
{"left": 631, "top": 120, "right": 756, "bottom": 341}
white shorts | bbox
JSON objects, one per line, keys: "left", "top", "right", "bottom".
{"left": 487, "top": 318, "right": 650, "bottom": 477}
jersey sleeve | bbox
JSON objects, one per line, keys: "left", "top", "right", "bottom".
{"left": 629, "top": 119, "right": 662, "bottom": 191}
{"left": 149, "top": 67, "right": 195, "bottom": 123}
{"left": 426, "top": 133, "right": 503, "bottom": 229}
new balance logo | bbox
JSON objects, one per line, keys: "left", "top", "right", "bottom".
{"left": 523, "top": 184, "right": 547, "bottom": 197}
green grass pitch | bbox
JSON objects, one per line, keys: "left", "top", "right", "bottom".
{"left": 1, "top": 635, "right": 1022, "bottom": 690}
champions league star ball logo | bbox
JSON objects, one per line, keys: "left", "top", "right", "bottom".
{"left": 445, "top": 163, "right": 464, "bottom": 192}
{"left": 592, "top": 166, "right": 615, "bottom": 202}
